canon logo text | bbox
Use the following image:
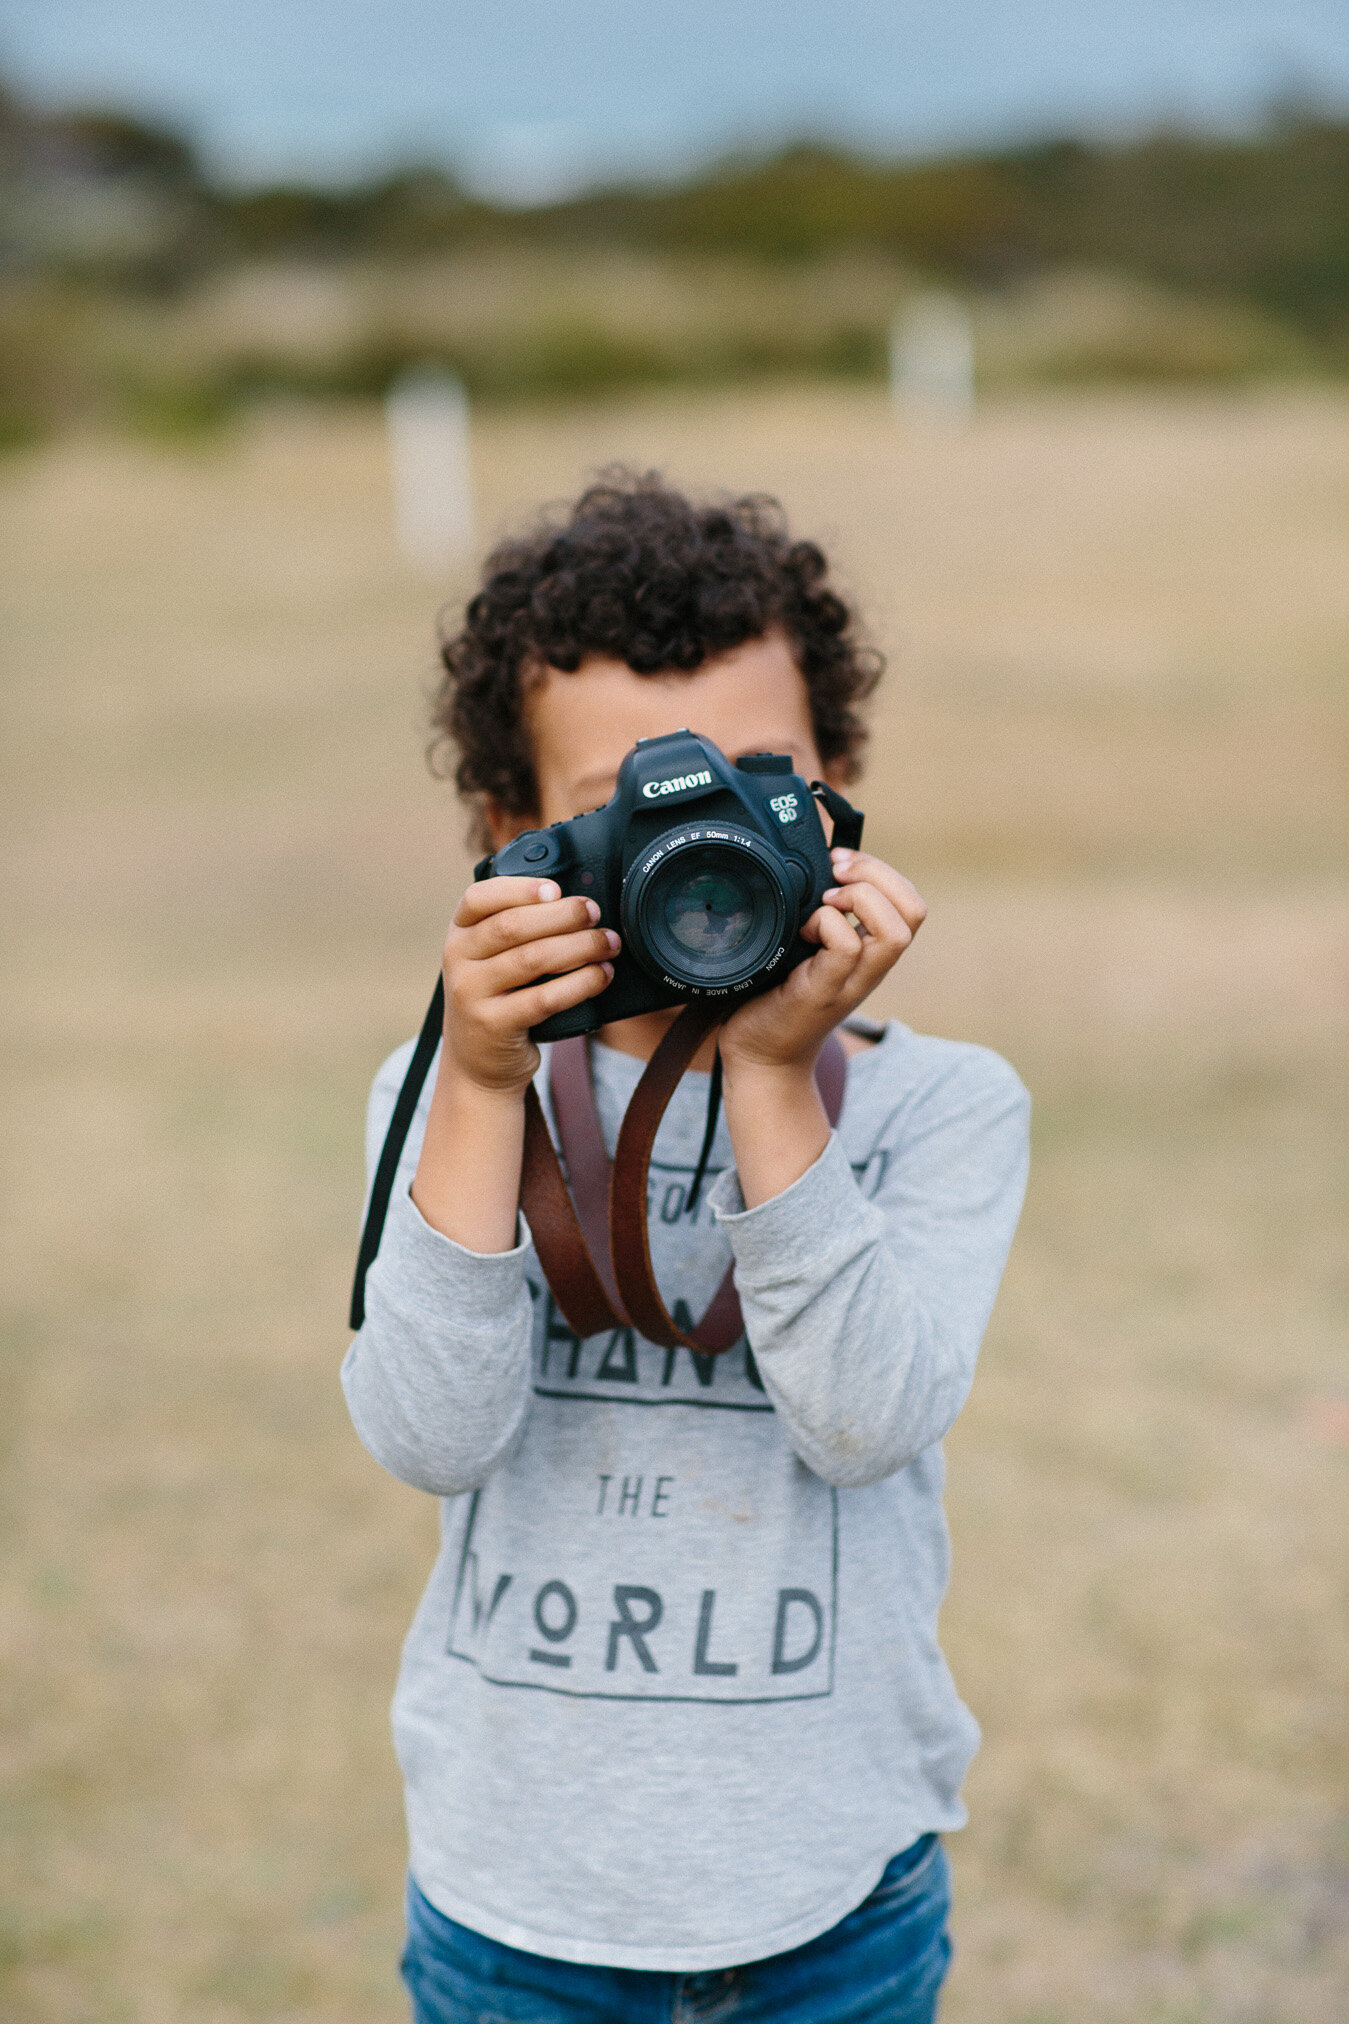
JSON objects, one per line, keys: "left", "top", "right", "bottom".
{"left": 641, "top": 769, "right": 713, "bottom": 799}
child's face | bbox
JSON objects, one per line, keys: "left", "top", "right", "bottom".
{"left": 491, "top": 631, "right": 833, "bottom": 844}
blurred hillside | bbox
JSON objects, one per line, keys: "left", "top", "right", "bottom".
{"left": 2, "top": 75, "right": 1348, "bottom": 441}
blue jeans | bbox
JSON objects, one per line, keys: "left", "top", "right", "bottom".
{"left": 401, "top": 1836, "right": 951, "bottom": 2023}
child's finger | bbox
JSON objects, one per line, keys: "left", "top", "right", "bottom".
{"left": 829, "top": 851, "right": 926, "bottom": 934}
{"left": 471, "top": 926, "right": 621, "bottom": 999}
{"left": 822, "top": 878, "right": 910, "bottom": 949}
{"left": 464, "top": 893, "right": 601, "bottom": 957}
{"left": 453, "top": 876, "right": 562, "bottom": 928}
{"left": 795, "top": 901, "right": 867, "bottom": 996}
{"left": 481, "top": 961, "right": 614, "bottom": 1031}
{"left": 823, "top": 879, "right": 915, "bottom": 990}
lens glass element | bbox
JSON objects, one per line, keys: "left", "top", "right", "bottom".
{"left": 661, "top": 868, "right": 756, "bottom": 961}
{"left": 625, "top": 832, "right": 789, "bottom": 991}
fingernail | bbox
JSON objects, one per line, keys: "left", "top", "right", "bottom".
{"left": 538, "top": 880, "right": 561, "bottom": 901}
{"left": 601, "top": 962, "right": 614, "bottom": 981}
{"left": 584, "top": 899, "right": 601, "bottom": 923}
{"left": 604, "top": 929, "right": 621, "bottom": 952}
{"left": 831, "top": 848, "right": 854, "bottom": 868}
{"left": 822, "top": 886, "right": 843, "bottom": 901}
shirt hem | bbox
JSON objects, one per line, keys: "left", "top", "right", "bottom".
{"left": 407, "top": 1833, "right": 942, "bottom": 1972}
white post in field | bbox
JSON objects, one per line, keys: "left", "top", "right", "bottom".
{"left": 386, "top": 368, "right": 474, "bottom": 574}
{"left": 889, "top": 293, "right": 975, "bottom": 422}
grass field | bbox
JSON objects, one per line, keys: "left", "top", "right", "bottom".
{"left": 2, "top": 387, "right": 1346, "bottom": 2023}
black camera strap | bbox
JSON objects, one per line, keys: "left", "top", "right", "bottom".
{"left": 811, "top": 779, "right": 865, "bottom": 851}
{"left": 349, "top": 976, "right": 445, "bottom": 1330}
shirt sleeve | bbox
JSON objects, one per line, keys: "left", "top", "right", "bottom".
{"left": 707, "top": 1043, "right": 1030, "bottom": 1487}
{"left": 340, "top": 1046, "right": 536, "bottom": 1497}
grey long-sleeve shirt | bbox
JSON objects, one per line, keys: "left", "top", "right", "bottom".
{"left": 342, "top": 1020, "right": 1029, "bottom": 1971}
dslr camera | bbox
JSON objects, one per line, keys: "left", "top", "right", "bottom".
{"left": 479, "top": 729, "right": 863, "bottom": 1041}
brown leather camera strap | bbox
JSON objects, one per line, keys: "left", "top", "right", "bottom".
{"left": 607, "top": 1004, "right": 737, "bottom": 1351}
{"left": 520, "top": 1077, "right": 624, "bottom": 1342}
{"left": 524, "top": 1005, "right": 847, "bottom": 1355}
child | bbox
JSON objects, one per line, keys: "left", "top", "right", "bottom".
{"left": 343, "top": 472, "right": 1029, "bottom": 2023}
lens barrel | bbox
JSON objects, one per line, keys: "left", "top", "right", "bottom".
{"left": 621, "top": 825, "right": 792, "bottom": 995}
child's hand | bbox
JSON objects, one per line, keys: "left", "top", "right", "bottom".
{"left": 720, "top": 848, "right": 926, "bottom": 1077}
{"left": 440, "top": 877, "right": 620, "bottom": 1096}
{"left": 410, "top": 878, "right": 617, "bottom": 1253}
{"left": 716, "top": 849, "right": 924, "bottom": 1208}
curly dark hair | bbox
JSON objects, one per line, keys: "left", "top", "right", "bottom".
{"left": 431, "top": 468, "right": 882, "bottom": 846}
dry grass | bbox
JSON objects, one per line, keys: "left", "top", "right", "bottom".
{"left": 1, "top": 387, "right": 1346, "bottom": 2023}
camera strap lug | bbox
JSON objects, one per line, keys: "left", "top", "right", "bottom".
{"left": 809, "top": 781, "right": 865, "bottom": 853}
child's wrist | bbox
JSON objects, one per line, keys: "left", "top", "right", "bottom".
{"left": 720, "top": 1052, "right": 816, "bottom": 1097}
{"left": 413, "top": 1053, "right": 529, "bottom": 1252}
{"left": 439, "top": 1043, "right": 538, "bottom": 1105}
{"left": 720, "top": 1057, "right": 830, "bottom": 1208}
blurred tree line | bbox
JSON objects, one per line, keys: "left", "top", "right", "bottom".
{"left": 2, "top": 75, "right": 1346, "bottom": 442}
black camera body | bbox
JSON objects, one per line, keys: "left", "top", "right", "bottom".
{"left": 480, "top": 730, "right": 861, "bottom": 1042}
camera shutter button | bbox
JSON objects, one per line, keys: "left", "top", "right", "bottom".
{"left": 522, "top": 841, "right": 551, "bottom": 863}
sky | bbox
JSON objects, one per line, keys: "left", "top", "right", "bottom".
{"left": 3, "top": 0, "right": 1348, "bottom": 199}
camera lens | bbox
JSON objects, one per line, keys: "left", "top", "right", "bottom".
{"left": 622, "top": 829, "right": 791, "bottom": 994}
{"left": 662, "top": 867, "right": 756, "bottom": 961}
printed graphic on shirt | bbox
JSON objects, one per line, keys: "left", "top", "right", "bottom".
{"left": 445, "top": 1434, "right": 838, "bottom": 1704}
{"left": 437, "top": 1133, "right": 893, "bottom": 1701}
{"left": 532, "top": 1288, "right": 774, "bottom": 1412}
{"left": 525, "top": 1149, "right": 890, "bottom": 1414}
